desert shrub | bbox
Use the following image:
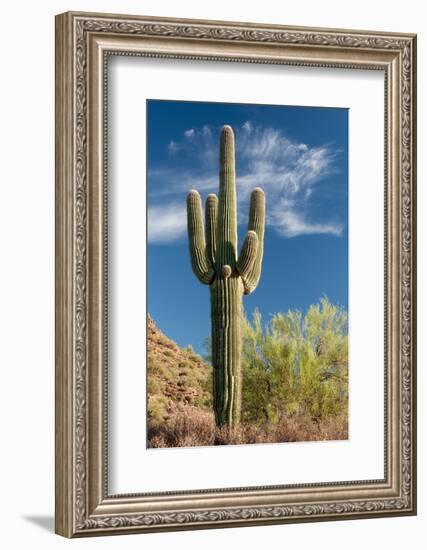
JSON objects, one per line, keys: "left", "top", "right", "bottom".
{"left": 147, "top": 396, "right": 169, "bottom": 423}
{"left": 147, "top": 353, "right": 162, "bottom": 374}
{"left": 241, "top": 297, "right": 348, "bottom": 425}
{"left": 151, "top": 360, "right": 177, "bottom": 382}
{"left": 193, "top": 393, "right": 211, "bottom": 408}
{"left": 199, "top": 367, "right": 213, "bottom": 408}
{"left": 183, "top": 344, "right": 203, "bottom": 363}
{"left": 147, "top": 377, "right": 161, "bottom": 395}
{"left": 178, "top": 359, "right": 192, "bottom": 370}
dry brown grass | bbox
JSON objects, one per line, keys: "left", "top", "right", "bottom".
{"left": 147, "top": 408, "right": 348, "bottom": 448}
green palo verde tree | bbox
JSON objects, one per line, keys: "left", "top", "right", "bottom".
{"left": 186, "top": 125, "right": 265, "bottom": 428}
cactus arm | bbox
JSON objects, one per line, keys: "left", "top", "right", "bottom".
{"left": 216, "top": 125, "right": 238, "bottom": 269}
{"left": 236, "top": 230, "right": 258, "bottom": 279}
{"left": 186, "top": 190, "right": 215, "bottom": 284}
{"left": 205, "top": 193, "right": 218, "bottom": 267}
{"left": 241, "top": 187, "right": 265, "bottom": 295}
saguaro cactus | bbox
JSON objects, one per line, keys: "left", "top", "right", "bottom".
{"left": 186, "top": 125, "right": 265, "bottom": 427}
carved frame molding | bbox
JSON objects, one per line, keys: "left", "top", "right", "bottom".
{"left": 55, "top": 11, "right": 416, "bottom": 537}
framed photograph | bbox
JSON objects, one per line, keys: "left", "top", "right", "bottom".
{"left": 55, "top": 11, "right": 417, "bottom": 537}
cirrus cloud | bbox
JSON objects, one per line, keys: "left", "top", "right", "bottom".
{"left": 148, "top": 121, "right": 345, "bottom": 243}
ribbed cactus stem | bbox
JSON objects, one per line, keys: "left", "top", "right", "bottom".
{"left": 216, "top": 125, "right": 238, "bottom": 269}
{"left": 236, "top": 230, "right": 258, "bottom": 278}
{"left": 186, "top": 125, "right": 265, "bottom": 428}
{"left": 242, "top": 188, "right": 265, "bottom": 294}
{"left": 187, "top": 190, "right": 215, "bottom": 285}
{"left": 205, "top": 194, "right": 218, "bottom": 267}
{"left": 211, "top": 276, "right": 243, "bottom": 426}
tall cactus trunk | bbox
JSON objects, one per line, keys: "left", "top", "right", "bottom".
{"left": 186, "top": 125, "right": 265, "bottom": 429}
{"left": 211, "top": 124, "right": 242, "bottom": 427}
{"left": 210, "top": 276, "right": 244, "bottom": 427}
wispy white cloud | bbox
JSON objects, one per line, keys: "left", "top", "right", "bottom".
{"left": 148, "top": 203, "right": 187, "bottom": 243}
{"left": 150, "top": 121, "right": 344, "bottom": 242}
{"left": 270, "top": 203, "right": 342, "bottom": 238}
{"left": 168, "top": 125, "right": 216, "bottom": 166}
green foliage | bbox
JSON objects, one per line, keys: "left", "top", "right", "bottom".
{"left": 241, "top": 297, "right": 348, "bottom": 425}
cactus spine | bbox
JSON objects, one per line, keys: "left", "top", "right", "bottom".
{"left": 186, "top": 125, "right": 265, "bottom": 427}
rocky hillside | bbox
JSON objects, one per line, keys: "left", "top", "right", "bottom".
{"left": 147, "top": 315, "right": 212, "bottom": 423}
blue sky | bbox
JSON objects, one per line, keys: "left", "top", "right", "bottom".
{"left": 147, "top": 100, "right": 348, "bottom": 355}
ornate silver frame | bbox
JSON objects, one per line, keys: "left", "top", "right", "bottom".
{"left": 55, "top": 11, "right": 417, "bottom": 537}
